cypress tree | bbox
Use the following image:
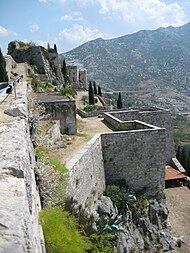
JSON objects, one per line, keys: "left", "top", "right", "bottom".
{"left": 93, "top": 81, "right": 97, "bottom": 95}
{"left": 88, "top": 81, "right": 94, "bottom": 105}
{"left": 98, "top": 85, "right": 102, "bottom": 97}
{"left": 54, "top": 44, "right": 58, "bottom": 53}
{"left": 0, "top": 48, "right": 8, "bottom": 82}
{"left": 117, "top": 92, "right": 123, "bottom": 109}
{"left": 61, "top": 59, "right": 70, "bottom": 84}
{"left": 47, "top": 43, "right": 50, "bottom": 51}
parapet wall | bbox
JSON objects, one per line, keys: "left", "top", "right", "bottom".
{"left": 67, "top": 123, "right": 166, "bottom": 210}
{"left": 0, "top": 75, "right": 45, "bottom": 252}
{"left": 101, "top": 128, "right": 166, "bottom": 196}
{"left": 66, "top": 134, "right": 105, "bottom": 213}
{"left": 104, "top": 107, "right": 175, "bottom": 163}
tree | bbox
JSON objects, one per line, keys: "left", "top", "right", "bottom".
{"left": 61, "top": 59, "right": 70, "bottom": 84}
{"left": 88, "top": 81, "right": 94, "bottom": 105}
{"left": 47, "top": 43, "right": 50, "bottom": 51}
{"left": 98, "top": 86, "right": 102, "bottom": 97}
{"left": 117, "top": 92, "right": 123, "bottom": 109}
{"left": 93, "top": 81, "right": 97, "bottom": 95}
{"left": 54, "top": 44, "right": 58, "bottom": 53}
{"left": 0, "top": 48, "right": 8, "bottom": 82}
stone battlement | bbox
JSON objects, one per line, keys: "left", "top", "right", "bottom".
{"left": 67, "top": 109, "right": 170, "bottom": 212}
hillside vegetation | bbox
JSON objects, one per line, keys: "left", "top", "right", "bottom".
{"left": 61, "top": 22, "right": 190, "bottom": 92}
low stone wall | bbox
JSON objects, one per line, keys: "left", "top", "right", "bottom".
{"left": 0, "top": 79, "right": 45, "bottom": 252}
{"left": 66, "top": 134, "right": 105, "bottom": 214}
{"left": 101, "top": 128, "right": 166, "bottom": 196}
{"left": 77, "top": 108, "right": 129, "bottom": 118}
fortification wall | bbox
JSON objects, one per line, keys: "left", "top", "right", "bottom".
{"left": 0, "top": 74, "right": 45, "bottom": 252}
{"left": 66, "top": 134, "right": 105, "bottom": 213}
{"left": 101, "top": 128, "right": 166, "bottom": 196}
{"left": 104, "top": 107, "right": 175, "bottom": 163}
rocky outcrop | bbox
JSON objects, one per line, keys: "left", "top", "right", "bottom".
{"left": 8, "top": 41, "right": 64, "bottom": 86}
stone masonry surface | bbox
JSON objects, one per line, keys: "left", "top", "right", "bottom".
{"left": 67, "top": 124, "right": 166, "bottom": 211}
{"left": 104, "top": 107, "right": 175, "bottom": 163}
{"left": 0, "top": 64, "right": 45, "bottom": 252}
{"left": 66, "top": 134, "right": 105, "bottom": 214}
{"left": 37, "top": 93, "right": 77, "bottom": 135}
{"left": 101, "top": 129, "right": 166, "bottom": 196}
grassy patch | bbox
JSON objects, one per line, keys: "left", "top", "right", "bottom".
{"left": 36, "top": 146, "right": 67, "bottom": 173}
{"left": 49, "top": 155, "right": 67, "bottom": 173}
{"left": 40, "top": 207, "right": 115, "bottom": 253}
{"left": 40, "top": 207, "right": 91, "bottom": 253}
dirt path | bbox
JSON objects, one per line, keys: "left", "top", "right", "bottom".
{"left": 165, "top": 186, "right": 190, "bottom": 251}
{"left": 51, "top": 90, "right": 112, "bottom": 163}
{"left": 54, "top": 114, "right": 112, "bottom": 164}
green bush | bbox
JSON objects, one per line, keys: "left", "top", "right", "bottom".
{"left": 104, "top": 184, "right": 136, "bottom": 214}
{"left": 83, "top": 105, "right": 104, "bottom": 112}
{"left": 40, "top": 208, "right": 91, "bottom": 253}
{"left": 58, "top": 87, "right": 74, "bottom": 98}
{"left": 89, "top": 233, "right": 114, "bottom": 253}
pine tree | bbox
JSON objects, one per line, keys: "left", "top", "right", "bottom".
{"left": 98, "top": 86, "right": 102, "bottom": 97}
{"left": 54, "top": 44, "right": 58, "bottom": 53}
{"left": 88, "top": 81, "right": 94, "bottom": 105}
{"left": 0, "top": 48, "right": 8, "bottom": 82}
{"left": 93, "top": 81, "right": 97, "bottom": 95}
{"left": 117, "top": 92, "right": 123, "bottom": 109}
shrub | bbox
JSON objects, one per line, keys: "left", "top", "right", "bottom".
{"left": 104, "top": 184, "right": 136, "bottom": 214}
{"left": 89, "top": 233, "right": 114, "bottom": 253}
{"left": 58, "top": 87, "right": 74, "bottom": 98}
{"left": 83, "top": 105, "right": 104, "bottom": 112}
{"left": 40, "top": 208, "right": 91, "bottom": 253}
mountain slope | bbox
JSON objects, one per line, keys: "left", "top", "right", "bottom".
{"left": 61, "top": 22, "right": 190, "bottom": 91}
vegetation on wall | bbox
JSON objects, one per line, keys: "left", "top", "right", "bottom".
{"left": 57, "top": 86, "right": 74, "bottom": 98}
{"left": 31, "top": 76, "right": 54, "bottom": 92}
{"left": 40, "top": 208, "right": 91, "bottom": 253}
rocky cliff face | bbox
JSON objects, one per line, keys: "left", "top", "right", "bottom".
{"left": 61, "top": 22, "right": 190, "bottom": 92}
{"left": 8, "top": 41, "right": 64, "bottom": 86}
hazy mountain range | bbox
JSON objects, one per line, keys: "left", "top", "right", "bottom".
{"left": 61, "top": 22, "right": 190, "bottom": 92}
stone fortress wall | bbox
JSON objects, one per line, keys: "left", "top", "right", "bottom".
{"left": 104, "top": 107, "right": 175, "bottom": 163}
{"left": 0, "top": 64, "right": 45, "bottom": 252}
{"left": 67, "top": 107, "right": 173, "bottom": 211}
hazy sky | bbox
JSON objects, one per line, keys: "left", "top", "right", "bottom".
{"left": 0, "top": 0, "right": 190, "bottom": 54}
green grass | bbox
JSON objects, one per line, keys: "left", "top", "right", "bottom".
{"left": 36, "top": 146, "right": 67, "bottom": 173}
{"left": 40, "top": 207, "right": 91, "bottom": 253}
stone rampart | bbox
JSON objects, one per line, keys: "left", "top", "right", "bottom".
{"left": 66, "top": 134, "right": 105, "bottom": 213}
{"left": 104, "top": 107, "right": 175, "bottom": 163}
{"left": 101, "top": 128, "right": 166, "bottom": 196}
{"left": 67, "top": 123, "right": 166, "bottom": 209}
{"left": 0, "top": 76, "right": 45, "bottom": 252}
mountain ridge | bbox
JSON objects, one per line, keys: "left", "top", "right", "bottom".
{"left": 61, "top": 22, "right": 190, "bottom": 92}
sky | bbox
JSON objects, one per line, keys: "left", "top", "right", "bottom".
{"left": 0, "top": 0, "right": 190, "bottom": 54}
